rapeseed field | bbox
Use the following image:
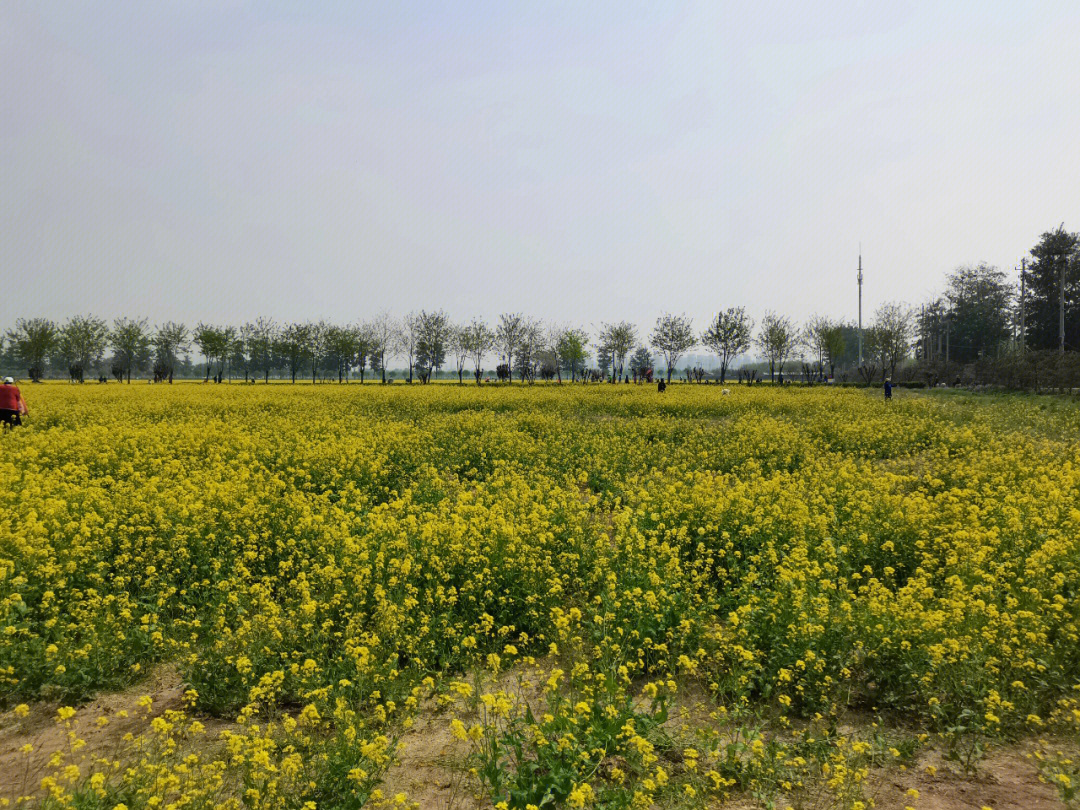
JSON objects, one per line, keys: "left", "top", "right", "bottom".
{"left": 2, "top": 383, "right": 1079, "bottom": 809}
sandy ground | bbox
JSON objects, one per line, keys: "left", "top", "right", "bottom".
{"left": 1, "top": 665, "right": 1069, "bottom": 809}
{"left": 380, "top": 701, "right": 474, "bottom": 809}
{"left": 0, "top": 666, "right": 187, "bottom": 803}
{"left": 869, "top": 746, "right": 1062, "bottom": 810}
{"left": 380, "top": 661, "right": 552, "bottom": 809}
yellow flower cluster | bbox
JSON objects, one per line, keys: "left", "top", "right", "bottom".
{"left": 2, "top": 382, "right": 1079, "bottom": 807}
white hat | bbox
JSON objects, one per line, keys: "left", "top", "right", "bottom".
{"left": 3, "top": 377, "right": 12, "bottom": 384}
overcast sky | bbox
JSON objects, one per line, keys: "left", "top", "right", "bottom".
{"left": 3, "top": 1, "right": 1079, "bottom": 339}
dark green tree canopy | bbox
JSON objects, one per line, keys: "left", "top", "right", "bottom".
{"left": 1023, "top": 227, "right": 1080, "bottom": 352}
{"left": 944, "top": 263, "right": 1014, "bottom": 363}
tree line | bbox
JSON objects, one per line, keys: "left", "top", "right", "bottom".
{"left": 910, "top": 225, "right": 1080, "bottom": 390}
{"left": 4, "top": 225, "right": 1077, "bottom": 389}
{"left": 0, "top": 309, "right": 856, "bottom": 386}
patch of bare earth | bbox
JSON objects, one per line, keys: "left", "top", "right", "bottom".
{"left": 381, "top": 702, "right": 474, "bottom": 809}
{"left": 869, "top": 747, "right": 1062, "bottom": 810}
{"left": 698, "top": 746, "right": 1063, "bottom": 810}
{"left": 381, "top": 662, "right": 550, "bottom": 809}
{"left": 0, "top": 665, "right": 231, "bottom": 804}
{"left": 636, "top": 686, "right": 1066, "bottom": 810}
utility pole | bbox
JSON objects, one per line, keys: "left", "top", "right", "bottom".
{"left": 1019, "top": 258, "right": 1026, "bottom": 352}
{"left": 936, "top": 306, "right": 942, "bottom": 360}
{"left": 857, "top": 250, "right": 864, "bottom": 365}
{"left": 921, "top": 304, "right": 927, "bottom": 360}
{"left": 1059, "top": 223, "right": 1067, "bottom": 354}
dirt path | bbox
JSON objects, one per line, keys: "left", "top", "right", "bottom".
{"left": 380, "top": 662, "right": 551, "bottom": 809}
{"left": 0, "top": 666, "right": 197, "bottom": 803}
{"left": 380, "top": 704, "right": 474, "bottom": 809}
{"left": 870, "top": 747, "right": 1063, "bottom": 810}
{"left": 2, "top": 665, "right": 1067, "bottom": 810}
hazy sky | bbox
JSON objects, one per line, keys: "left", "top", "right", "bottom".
{"left": 3, "top": 1, "right": 1079, "bottom": 339}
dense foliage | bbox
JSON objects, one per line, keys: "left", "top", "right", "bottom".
{"left": 2, "top": 384, "right": 1080, "bottom": 808}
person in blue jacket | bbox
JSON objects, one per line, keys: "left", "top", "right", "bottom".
{"left": 884, "top": 378, "right": 893, "bottom": 401}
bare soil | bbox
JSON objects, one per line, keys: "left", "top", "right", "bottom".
{"left": 380, "top": 661, "right": 549, "bottom": 809}
{"left": 869, "top": 746, "right": 1062, "bottom": 810}
{"left": 381, "top": 702, "right": 474, "bottom": 809}
{"left": 1, "top": 667, "right": 182, "bottom": 801}
{"left": 1, "top": 665, "right": 1068, "bottom": 810}
{"left": 0, "top": 666, "right": 234, "bottom": 804}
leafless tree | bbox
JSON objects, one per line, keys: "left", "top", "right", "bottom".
{"left": 651, "top": 313, "right": 696, "bottom": 383}
{"left": 495, "top": 313, "right": 527, "bottom": 383}
{"left": 755, "top": 311, "right": 797, "bottom": 382}
{"left": 701, "top": 307, "right": 752, "bottom": 383}
{"left": 366, "top": 313, "right": 398, "bottom": 384}
{"left": 460, "top": 318, "right": 494, "bottom": 384}
{"left": 598, "top": 321, "right": 637, "bottom": 382}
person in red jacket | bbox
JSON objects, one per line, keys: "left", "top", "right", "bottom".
{"left": 0, "top": 377, "right": 28, "bottom": 428}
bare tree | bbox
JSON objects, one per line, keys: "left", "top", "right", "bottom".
{"left": 355, "top": 323, "right": 373, "bottom": 384}
{"left": 323, "top": 324, "right": 360, "bottom": 382}
{"left": 629, "top": 346, "right": 653, "bottom": 382}
{"left": 248, "top": 318, "right": 278, "bottom": 383}
{"left": 756, "top": 311, "right": 797, "bottom": 382}
{"left": 651, "top": 313, "right": 696, "bottom": 383}
{"left": 153, "top": 322, "right": 189, "bottom": 383}
{"left": 495, "top": 313, "right": 527, "bottom": 383}
{"left": 598, "top": 321, "right": 637, "bottom": 382}
{"left": 700, "top": 307, "right": 752, "bottom": 383}
{"left": 308, "top": 322, "right": 327, "bottom": 383}
{"left": 276, "top": 323, "right": 313, "bottom": 383}
{"left": 459, "top": 318, "right": 494, "bottom": 384}
{"left": 514, "top": 318, "right": 544, "bottom": 383}
{"left": 398, "top": 312, "right": 421, "bottom": 383}
{"left": 230, "top": 324, "right": 253, "bottom": 382}
{"left": 823, "top": 322, "right": 846, "bottom": 380}
{"left": 873, "top": 303, "right": 913, "bottom": 380}
{"left": 449, "top": 324, "right": 468, "bottom": 384}
{"left": 556, "top": 327, "right": 589, "bottom": 382}
{"left": 218, "top": 326, "right": 238, "bottom": 381}
{"left": 366, "top": 313, "right": 397, "bottom": 384}
{"left": 415, "top": 310, "right": 451, "bottom": 383}
{"left": 802, "top": 315, "right": 831, "bottom": 381}
{"left": 860, "top": 326, "right": 883, "bottom": 383}
{"left": 56, "top": 315, "right": 109, "bottom": 382}
{"left": 7, "top": 318, "right": 58, "bottom": 381}
{"left": 193, "top": 323, "right": 221, "bottom": 382}
{"left": 110, "top": 318, "right": 152, "bottom": 383}
{"left": 544, "top": 325, "right": 564, "bottom": 383}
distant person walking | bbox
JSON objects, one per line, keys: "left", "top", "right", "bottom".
{"left": 0, "top": 377, "right": 28, "bottom": 428}
{"left": 884, "top": 378, "right": 893, "bottom": 402}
